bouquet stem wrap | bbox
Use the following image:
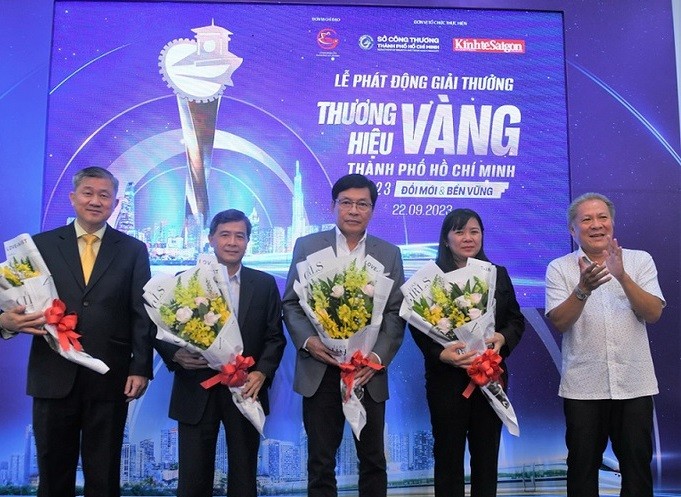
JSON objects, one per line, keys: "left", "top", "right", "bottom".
{"left": 400, "top": 260, "right": 519, "bottom": 436}
{"left": 0, "top": 234, "right": 109, "bottom": 374}
{"left": 292, "top": 247, "right": 394, "bottom": 439}
{"left": 144, "top": 256, "right": 265, "bottom": 435}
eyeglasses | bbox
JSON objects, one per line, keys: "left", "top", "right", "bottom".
{"left": 334, "top": 199, "right": 373, "bottom": 212}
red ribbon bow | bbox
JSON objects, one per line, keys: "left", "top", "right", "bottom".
{"left": 44, "top": 299, "right": 82, "bottom": 352}
{"left": 463, "top": 348, "right": 504, "bottom": 398}
{"left": 200, "top": 354, "right": 255, "bottom": 390}
{"left": 339, "top": 350, "right": 384, "bottom": 402}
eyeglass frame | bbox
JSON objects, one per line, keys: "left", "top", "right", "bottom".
{"left": 333, "top": 198, "right": 374, "bottom": 212}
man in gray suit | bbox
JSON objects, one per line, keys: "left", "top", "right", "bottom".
{"left": 282, "top": 173, "right": 405, "bottom": 497}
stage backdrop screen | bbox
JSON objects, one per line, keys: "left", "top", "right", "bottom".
{"left": 39, "top": 1, "right": 571, "bottom": 493}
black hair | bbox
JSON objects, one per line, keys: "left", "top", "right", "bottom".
{"left": 73, "top": 166, "right": 119, "bottom": 195}
{"left": 435, "top": 208, "right": 489, "bottom": 272}
{"left": 208, "top": 209, "right": 252, "bottom": 238}
{"left": 331, "top": 173, "right": 378, "bottom": 206}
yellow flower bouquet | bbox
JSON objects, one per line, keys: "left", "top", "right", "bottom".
{"left": 144, "top": 261, "right": 240, "bottom": 370}
{"left": 400, "top": 260, "right": 497, "bottom": 351}
{"left": 157, "top": 270, "right": 231, "bottom": 349}
{"left": 293, "top": 247, "right": 394, "bottom": 364}
{"left": 308, "top": 259, "right": 374, "bottom": 340}
{"left": 292, "top": 247, "right": 395, "bottom": 439}
{"left": 1, "top": 257, "right": 39, "bottom": 288}
{"left": 400, "top": 259, "right": 519, "bottom": 436}
{"left": 144, "top": 257, "right": 266, "bottom": 434}
{"left": 0, "top": 235, "right": 54, "bottom": 312}
{"left": 0, "top": 233, "right": 109, "bottom": 374}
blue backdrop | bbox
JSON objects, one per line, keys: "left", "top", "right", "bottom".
{"left": 0, "top": 0, "right": 679, "bottom": 495}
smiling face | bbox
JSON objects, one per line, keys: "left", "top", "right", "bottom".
{"left": 209, "top": 220, "right": 249, "bottom": 274}
{"left": 447, "top": 217, "right": 483, "bottom": 267}
{"left": 569, "top": 198, "right": 614, "bottom": 260}
{"left": 69, "top": 176, "right": 118, "bottom": 233}
{"left": 334, "top": 187, "right": 374, "bottom": 242}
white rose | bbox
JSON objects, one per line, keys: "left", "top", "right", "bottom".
{"left": 454, "top": 295, "right": 472, "bottom": 309}
{"left": 175, "top": 307, "right": 193, "bottom": 324}
{"left": 436, "top": 317, "right": 452, "bottom": 332}
{"left": 469, "top": 293, "right": 483, "bottom": 305}
{"left": 331, "top": 284, "right": 345, "bottom": 298}
{"left": 362, "top": 283, "right": 375, "bottom": 298}
{"left": 203, "top": 311, "right": 220, "bottom": 327}
{"left": 195, "top": 297, "right": 209, "bottom": 307}
{"left": 468, "top": 308, "right": 482, "bottom": 320}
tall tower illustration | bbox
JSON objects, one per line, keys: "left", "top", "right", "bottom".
{"left": 291, "top": 160, "right": 305, "bottom": 245}
{"left": 116, "top": 181, "right": 137, "bottom": 236}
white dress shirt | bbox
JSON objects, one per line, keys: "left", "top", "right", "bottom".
{"left": 545, "top": 248, "right": 665, "bottom": 400}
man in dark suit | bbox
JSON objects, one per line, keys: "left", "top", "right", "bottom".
{"left": 282, "top": 174, "right": 405, "bottom": 497}
{"left": 0, "top": 166, "right": 153, "bottom": 497}
{"left": 155, "top": 209, "right": 286, "bottom": 497}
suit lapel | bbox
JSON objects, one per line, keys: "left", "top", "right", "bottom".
{"left": 319, "top": 228, "right": 337, "bottom": 254}
{"left": 365, "top": 234, "right": 379, "bottom": 260}
{"left": 54, "top": 224, "right": 87, "bottom": 289}
{"left": 237, "top": 266, "right": 254, "bottom": 331}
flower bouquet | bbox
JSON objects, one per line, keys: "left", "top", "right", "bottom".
{"left": 292, "top": 246, "right": 394, "bottom": 438}
{"left": 144, "top": 255, "right": 265, "bottom": 434}
{"left": 400, "top": 259, "right": 519, "bottom": 436}
{"left": 0, "top": 233, "right": 109, "bottom": 374}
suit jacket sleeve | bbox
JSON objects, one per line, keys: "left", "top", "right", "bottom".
{"left": 282, "top": 236, "right": 318, "bottom": 352}
{"left": 155, "top": 338, "right": 181, "bottom": 372}
{"left": 250, "top": 271, "right": 286, "bottom": 381}
{"left": 370, "top": 243, "right": 406, "bottom": 367}
{"left": 129, "top": 241, "right": 155, "bottom": 378}
{"left": 493, "top": 265, "right": 525, "bottom": 358}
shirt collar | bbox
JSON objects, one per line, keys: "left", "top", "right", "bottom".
{"left": 226, "top": 264, "right": 242, "bottom": 284}
{"left": 335, "top": 226, "right": 367, "bottom": 248}
{"left": 74, "top": 221, "right": 107, "bottom": 240}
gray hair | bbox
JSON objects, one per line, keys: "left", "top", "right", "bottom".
{"left": 567, "top": 192, "right": 615, "bottom": 225}
{"left": 72, "top": 167, "right": 119, "bottom": 195}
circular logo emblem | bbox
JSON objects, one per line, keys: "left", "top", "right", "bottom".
{"left": 317, "top": 28, "right": 340, "bottom": 50}
{"left": 358, "top": 35, "right": 374, "bottom": 50}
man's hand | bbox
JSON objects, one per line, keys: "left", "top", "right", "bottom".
{"left": 241, "top": 371, "right": 266, "bottom": 400}
{"left": 0, "top": 305, "right": 46, "bottom": 335}
{"left": 439, "top": 341, "right": 477, "bottom": 368}
{"left": 172, "top": 348, "right": 209, "bottom": 369}
{"left": 305, "top": 336, "right": 340, "bottom": 366}
{"left": 353, "top": 352, "right": 381, "bottom": 387}
{"left": 603, "top": 237, "right": 625, "bottom": 281}
{"left": 124, "top": 375, "right": 148, "bottom": 402}
{"left": 578, "top": 255, "right": 611, "bottom": 294}
{"left": 485, "top": 332, "right": 506, "bottom": 354}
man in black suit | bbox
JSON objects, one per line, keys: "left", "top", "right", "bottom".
{"left": 0, "top": 166, "right": 153, "bottom": 497}
{"left": 155, "top": 209, "right": 286, "bottom": 497}
{"left": 282, "top": 174, "right": 405, "bottom": 497}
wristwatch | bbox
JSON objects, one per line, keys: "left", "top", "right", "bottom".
{"left": 574, "top": 286, "right": 590, "bottom": 301}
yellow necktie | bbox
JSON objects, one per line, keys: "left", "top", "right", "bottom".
{"left": 81, "top": 234, "right": 98, "bottom": 284}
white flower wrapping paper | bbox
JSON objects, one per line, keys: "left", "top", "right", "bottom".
{"left": 292, "top": 246, "right": 394, "bottom": 439}
{"left": 143, "top": 255, "right": 265, "bottom": 435}
{"left": 400, "top": 259, "right": 519, "bottom": 436}
{"left": 0, "top": 233, "right": 109, "bottom": 374}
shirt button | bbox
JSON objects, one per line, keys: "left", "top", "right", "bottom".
{"left": 83, "top": 301, "right": 90, "bottom": 307}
